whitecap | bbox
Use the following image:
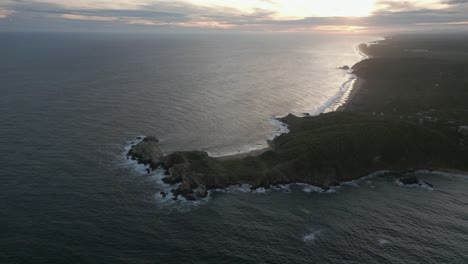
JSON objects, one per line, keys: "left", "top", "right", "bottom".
{"left": 254, "top": 187, "right": 270, "bottom": 194}
{"left": 215, "top": 184, "right": 253, "bottom": 193}
{"left": 299, "top": 184, "right": 324, "bottom": 193}
{"left": 395, "top": 179, "right": 435, "bottom": 191}
{"left": 272, "top": 184, "right": 291, "bottom": 193}
{"left": 378, "top": 239, "right": 390, "bottom": 245}
{"left": 303, "top": 230, "right": 321, "bottom": 243}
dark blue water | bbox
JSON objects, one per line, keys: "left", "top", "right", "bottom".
{"left": 1, "top": 33, "right": 467, "bottom": 263}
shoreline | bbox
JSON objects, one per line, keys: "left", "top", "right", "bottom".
{"left": 337, "top": 43, "right": 372, "bottom": 112}
{"left": 214, "top": 146, "right": 272, "bottom": 161}
{"left": 126, "top": 35, "right": 468, "bottom": 201}
{"left": 336, "top": 77, "right": 366, "bottom": 112}
{"left": 214, "top": 41, "right": 372, "bottom": 161}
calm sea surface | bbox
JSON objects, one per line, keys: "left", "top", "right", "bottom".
{"left": 1, "top": 33, "right": 467, "bottom": 263}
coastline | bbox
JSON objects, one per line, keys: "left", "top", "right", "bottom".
{"left": 337, "top": 43, "right": 371, "bottom": 112}
{"left": 126, "top": 35, "right": 468, "bottom": 202}
{"left": 336, "top": 77, "right": 366, "bottom": 112}
{"left": 215, "top": 146, "right": 272, "bottom": 161}
{"left": 214, "top": 41, "right": 372, "bottom": 161}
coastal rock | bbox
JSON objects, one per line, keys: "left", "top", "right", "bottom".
{"left": 184, "top": 193, "right": 196, "bottom": 201}
{"left": 399, "top": 175, "right": 419, "bottom": 185}
{"left": 127, "top": 136, "right": 164, "bottom": 169}
{"left": 458, "top": 126, "right": 468, "bottom": 136}
{"left": 143, "top": 136, "right": 159, "bottom": 143}
{"left": 195, "top": 184, "right": 208, "bottom": 198}
{"left": 174, "top": 181, "right": 196, "bottom": 201}
{"left": 162, "top": 163, "right": 191, "bottom": 185}
{"left": 339, "top": 65, "right": 350, "bottom": 70}
{"left": 163, "top": 152, "right": 187, "bottom": 169}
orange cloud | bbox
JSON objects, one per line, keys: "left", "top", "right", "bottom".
{"left": 0, "top": 9, "right": 15, "bottom": 19}
{"left": 60, "top": 14, "right": 119, "bottom": 21}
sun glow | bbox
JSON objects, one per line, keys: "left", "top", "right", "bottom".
{"left": 272, "top": 0, "right": 376, "bottom": 18}
{"left": 191, "top": 0, "right": 376, "bottom": 19}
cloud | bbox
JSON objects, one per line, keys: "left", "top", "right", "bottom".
{"left": 443, "top": 0, "right": 468, "bottom": 4}
{"left": 1, "top": 0, "right": 468, "bottom": 32}
{"left": 26, "top": 0, "right": 147, "bottom": 10}
{"left": 59, "top": 13, "right": 118, "bottom": 21}
{"left": 0, "top": 9, "right": 15, "bottom": 18}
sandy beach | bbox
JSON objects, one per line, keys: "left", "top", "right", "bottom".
{"left": 214, "top": 146, "right": 272, "bottom": 161}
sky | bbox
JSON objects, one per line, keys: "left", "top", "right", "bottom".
{"left": 1, "top": 0, "right": 468, "bottom": 33}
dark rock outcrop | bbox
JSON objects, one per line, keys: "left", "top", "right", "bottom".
{"left": 174, "top": 181, "right": 196, "bottom": 201}
{"left": 163, "top": 152, "right": 187, "bottom": 169}
{"left": 127, "top": 139, "right": 211, "bottom": 201}
{"left": 143, "top": 136, "right": 159, "bottom": 143}
{"left": 340, "top": 65, "right": 350, "bottom": 70}
{"left": 127, "top": 136, "right": 164, "bottom": 168}
{"left": 399, "top": 175, "right": 419, "bottom": 185}
{"left": 458, "top": 126, "right": 468, "bottom": 136}
{"left": 162, "top": 163, "right": 190, "bottom": 185}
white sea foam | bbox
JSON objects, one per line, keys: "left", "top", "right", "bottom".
{"left": 378, "top": 239, "right": 390, "bottom": 245}
{"left": 318, "top": 42, "right": 373, "bottom": 113}
{"left": 366, "top": 181, "right": 376, "bottom": 188}
{"left": 302, "top": 185, "right": 324, "bottom": 193}
{"left": 214, "top": 184, "right": 274, "bottom": 194}
{"left": 303, "top": 230, "right": 322, "bottom": 243}
{"left": 395, "top": 179, "right": 435, "bottom": 191}
{"left": 123, "top": 136, "right": 211, "bottom": 209}
{"left": 359, "top": 170, "right": 393, "bottom": 181}
{"left": 254, "top": 187, "right": 269, "bottom": 194}
{"left": 122, "top": 136, "right": 151, "bottom": 175}
{"left": 341, "top": 180, "right": 360, "bottom": 188}
{"left": 272, "top": 184, "right": 291, "bottom": 193}
{"left": 215, "top": 184, "right": 253, "bottom": 193}
{"left": 269, "top": 117, "right": 290, "bottom": 139}
{"left": 207, "top": 117, "right": 289, "bottom": 158}
{"left": 320, "top": 74, "right": 358, "bottom": 113}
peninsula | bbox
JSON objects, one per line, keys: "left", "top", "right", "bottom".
{"left": 128, "top": 35, "right": 468, "bottom": 201}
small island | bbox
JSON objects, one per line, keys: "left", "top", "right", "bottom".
{"left": 128, "top": 35, "right": 468, "bottom": 201}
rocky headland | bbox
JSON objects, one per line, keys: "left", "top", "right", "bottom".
{"left": 127, "top": 36, "right": 468, "bottom": 201}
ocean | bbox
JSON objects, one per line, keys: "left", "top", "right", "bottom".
{"left": 1, "top": 32, "right": 467, "bottom": 263}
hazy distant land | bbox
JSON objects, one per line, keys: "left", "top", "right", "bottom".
{"left": 128, "top": 35, "right": 468, "bottom": 201}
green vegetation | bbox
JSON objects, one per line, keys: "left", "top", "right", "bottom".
{"left": 151, "top": 35, "right": 468, "bottom": 199}
{"left": 170, "top": 111, "right": 467, "bottom": 189}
